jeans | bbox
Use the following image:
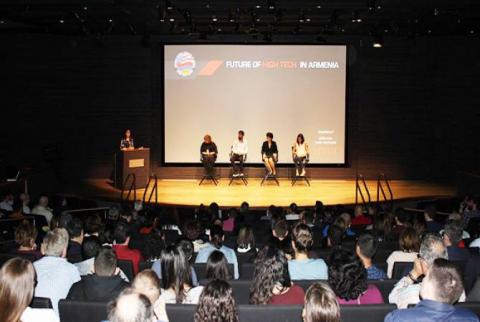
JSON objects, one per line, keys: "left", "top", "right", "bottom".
{"left": 202, "top": 155, "right": 216, "bottom": 176}
{"left": 230, "top": 153, "right": 245, "bottom": 173}
{"left": 294, "top": 156, "right": 306, "bottom": 174}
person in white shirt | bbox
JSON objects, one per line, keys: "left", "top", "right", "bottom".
{"left": 0, "top": 191, "right": 14, "bottom": 212}
{"left": 230, "top": 130, "right": 248, "bottom": 177}
{"left": 34, "top": 228, "right": 81, "bottom": 315}
{"left": 20, "top": 193, "right": 32, "bottom": 214}
{"left": 386, "top": 227, "right": 420, "bottom": 278}
{"left": 292, "top": 133, "right": 309, "bottom": 176}
{"left": 32, "top": 195, "right": 54, "bottom": 225}
{"left": 0, "top": 257, "right": 59, "bottom": 322}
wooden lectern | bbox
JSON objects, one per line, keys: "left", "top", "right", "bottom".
{"left": 115, "top": 148, "right": 150, "bottom": 189}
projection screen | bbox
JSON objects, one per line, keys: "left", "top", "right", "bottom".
{"left": 163, "top": 44, "right": 347, "bottom": 164}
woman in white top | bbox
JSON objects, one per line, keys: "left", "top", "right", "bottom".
{"left": 158, "top": 246, "right": 203, "bottom": 304}
{"left": 292, "top": 133, "right": 309, "bottom": 176}
{"left": 386, "top": 227, "right": 420, "bottom": 278}
{"left": 0, "top": 257, "right": 59, "bottom": 322}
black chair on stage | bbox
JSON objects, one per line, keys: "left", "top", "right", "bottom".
{"left": 229, "top": 147, "right": 248, "bottom": 186}
{"left": 260, "top": 153, "right": 279, "bottom": 186}
{"left": 199, "top": 153, "right": 218, "bottom": 186}
{"left": 291, "top": 146, "right": 310, "bottom": 186}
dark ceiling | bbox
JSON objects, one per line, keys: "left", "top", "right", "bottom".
{"left": 1, "top": 0, "right": 479, "bottom": 39}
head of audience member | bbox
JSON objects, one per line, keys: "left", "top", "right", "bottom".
{"left": 292, "top": 223, "right": 314, "bottom": 258}
{"left": 1, "top": 191, "right": 14, "bottom": 204}
{"left": 327, "top": 225, "right": 344, "bottom": 248}
{"left": 206, "top": 250, "right": 231, "bottom": 281}
{"left": 194, "top": 279, "right": 238, "bottom": 322}
{"left": 463, "top": 196, "right": 478, "bottom": 212}
{"left": 394, "top": 208, "right": 412, "bottom": 227}
{"left": 442, "top": 220, "right": 464, "bottom": 247}
{"left": 398, "top": 227, "right": 420, "bottom": 252}
{"left": 266, "top": 132, "right": 274, "bottom": 142}
{"left": 41, "top": 228, "right": 69, "bottom": 258}
{"left": 240, "top": 201, "right": 250, "bottom": 214}
{"left": 204, "top": 134, "right": 212, "bottom": 144}
{"left": 183, "top": 220, "right": 203, "bottom": 242}
{"left": 236, "top": 226, "right": 255, "bottom": 250}
{"left": 15, "top": 220, "right": 37, "bottom": 251}
{"left": 176, "top": 238, "right": 194, "bottom": 262}
{"left": 296, "top": 133, "right": 305, "bottom": 145}
{"left": 0, "top": 258, "right": 36, "bottom": 322}
{"left": 413, "top": 215, "right": 427, "bottom": 237}
{"left": 250, "top": 246, "right": 292, "bottom": 304}
{"left": 108, "top": 288, "right": 155, "bottom": 322}
{"left": 420, "top": 258, "right": 464, "bottom": 304}
{"left": 423, "top": 204, "right": 437, "bottom": 222}
{"left": 132, "top": 270, "right": 161, "bottom": 307}
{"left": 58, "top": 213, "right": 73, "bottom": 229}
{"left": 289, "top": 203, "right": 299, "bottom": 214}
{"left": 114, "top": 222, "right": 131, "bottom": 246}
{"left": 356, "top": 233, "right": 377, "bottom": 267}
{"left": 11, "top": 198, "right": 24, "bottom": 217}
{"left": 303, "top": 282, "right": 341, "bottom": 322}
{"left": 339, "top": 213, "right": 352, "bottom": 229}
{"left": 354, "top": 205, "right": 364, "bottom": 218}
{"left": 37, "top": 195, "right": 49, "bottom": 208}
{"left": 84, "top": 213, "right": 103, "bottom": 236}
{"left": 82, "top": 236, "right": 101, "bottom": 260}
{"left": 94, "top": 246, "right": 119, "bottom": 277}
{"left": 301, "top": 210, "right": 315, "bottom": 226}
{"left": 328, "top": 249, "right": 367, "bottom": 301}
{"left": 143, "top": 230, "right": 165, "bottom": 261}
{"left": 67, "top": 217, "right": 84, "bottom": 244}
{"left": 19, "top": 193, "right": 30, "bottom": 206}
{"left": 209, "top": 225, "right": 225, "bottom": 249}
{"left": 160, "top": 246, "right": 192, "bottom": 303}
{"left": 412, "top": 234, "right": 448, "bottom": 280}
{"left": 238, "top": 130, "right": 244, "bottom": 141}
{"left": 272, "top": 220, "right": 288, "bottom": 241}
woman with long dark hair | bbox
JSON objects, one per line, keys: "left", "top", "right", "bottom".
{"left": 250, "top": 245, "right": 304, "bottom": 305}
{"left": 159, "top": 246, "right": 203, "bottom": 304}
{"left": 303, "top": 282, "right": 341, "bottom": 322}
{"left": 0, "top": 257, "right": 58, "bottom": 322}
{"left": 120, "top": 129, "right": 134, "bottom": 150}
{"left": 292, "top": 133, "right": 309, "bottom": 176}
{"left": 194, "top": 279, "right": 238, "bottom": 322}
{"left": 205, "top": 250, "right": 231, "bottom": 280}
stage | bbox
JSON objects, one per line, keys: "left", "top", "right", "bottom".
{"left": 76, "top": 178, "right": 456, "bottom": 208}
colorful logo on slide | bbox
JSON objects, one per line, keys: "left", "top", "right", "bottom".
{"left": 174, "top": 51, "right": 196, "bottom": 77}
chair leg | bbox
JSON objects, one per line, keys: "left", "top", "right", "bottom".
{"left": 199, "top": 176, "right": 206, "bottom": 186}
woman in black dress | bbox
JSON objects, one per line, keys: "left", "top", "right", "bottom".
{"left": 261, "top": 132, "right": 278, "bottom": 176}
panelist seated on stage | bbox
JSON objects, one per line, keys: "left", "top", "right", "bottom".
{"left": 292, "top": 133, "right": 309, "bottom": 177}
{"left": 261, "top": 132, "right": 278, "bottom": 176}
{"left": 230, "top": 130, "right": 248, "bottom": 177}
{"left": 120, "top": 128, "right": 135, "bottom": 150}
{"left": 200, "top": 134, "right": 218, "bottom": 176}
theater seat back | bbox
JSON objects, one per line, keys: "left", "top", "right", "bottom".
{"left": 166, "top": 304, "right": 195, "bottom": 322}
{"left": 341, "top": 304, "right": 397, "bottom": 322}
{"left": 238, "top": 304, "right": 302, "bottom": 322}
{"left": 58, "top": 299, "right": 107, "bottom": 322}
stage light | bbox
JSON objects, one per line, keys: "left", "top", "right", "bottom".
{"left": 298, "top": 11, "right": 305, "bottom": 23}
{"left": 267, "top": 0, "right": 276, "bottom": 10}
{"left": 211, "top": 16, "right": 217, "bottom": 22}
{"left": 59, "top": 19, "right": 65, "bottom": 24}
{"left": 372, "top": 34, "right": 383, "bottom": 48}
{"left": 351, "top": 11, "right": 362, "bottom": 23}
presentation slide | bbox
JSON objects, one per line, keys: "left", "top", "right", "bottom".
{"left": 163, "top": 44, "right": 347, "bottom": 164}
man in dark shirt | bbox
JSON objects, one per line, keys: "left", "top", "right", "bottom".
{"left": 200, "top": 134, "right": 218, "bottom": 176}
{"left": 66, "top": 217, "right": 84, "bottom": 263}
{"left": 67, "top": 247, "right": 128, "bottom": 302}
{"left": 442, "top": 220, "right": 470, "bottom": 262}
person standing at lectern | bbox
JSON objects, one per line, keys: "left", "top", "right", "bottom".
{"left": 261, "top": 132, "right": 278, "bottom": 176}
{"left": 120, "top": 129, "right": 134, "bottom": 150}
{"left": 200, "top": 134, "right": 218, "bottom": 176}
{"left": 231, "top": 130, "right": 248, "bottom": 177}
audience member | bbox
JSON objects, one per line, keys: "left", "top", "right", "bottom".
{"left": 461, "top": 196, "right": 480, "bottom": 225}
{"left": 112, "top": 221, "right": 144, "bottom": 274}
{"left": 386, "top": 227, "right": 420, "bottom": 278}
{"left": 236, "top": 226, "right": 257, "bottom": 256}
{"left": 392, "top": 208, "right": 412, "bottom": 236}
{"left": 328, "top": 249, "right": 383, "bottom": 305}
{"left": 0, "top": 257, "right": 59, "bottom": 322}
{"left": 356, "top": 233, "right": 387, "bottom": 280}
{"left": 66, "top": 217, "right": 84, "bottom": 262}
{"left": 107, "top": 288, "right": 158, "bottom": 322}
{"left": 270, "top": 219, "right": 293, "bottom": 259}
{"left": 386, "top": 258, "right": 478, "bottom": 322}
{"left": 0, "top": 191, "right": 14, "bottom": 212}
{"left": 183, "top": 220, "right": 207, "bottom": 253}
{"left": 326, "top": 224, "right": 344, "bottom": 249}
{"left": 442, "top": 220, "right": 470, "bottom": 262}
{"left": 74, "top": 236, "right": 101, "bottom": 274}
{"left": 14, "top": 220, "right": 42, "bottom": 260}
{"left": 67, "top": 246, "right": 128, "bottom": 301}
{"left": 424, "top": 205, "right": 443, "bottom": 233}
{"left": 195, "top": 225, "right": 239, "bottom": 279}
{"left": 302, "top": 282, "right": 341, "bottom": 322}
{"left": 194, "top": 279, "right": 238, "bottom": 322}
{"left": 19, "top": 192, "right": 32, "bottom": 214}
{"left": 289, "top": 223, "right": 328, "bottom": 280}
{"left": 142, "top": 228, "right": 165, "bottom": 262}
{"left": 10, "top": 198, "right": 26, "bottom": 219}
{"left": 132, "top": 270, "right": 169, "bottom": 322}
{"left": 286, "top": 203, "right": 300, "bottom": 221}
{"left": 250, "top": 246, "right": 305, "bottom": 305}
{"left": 206, "top": 250, "right": 232, "bottom": 280}
{"left": 34, "top": 228, "right": 81, "bottom": 314}
{"left": 159, "top": 246, "right": 203, "bottom": 304}
{"left": 32, "top": 195, "right": 54, "bottom": 225}
{"left": 84, "top": 213, "right": 103, "bottom": 237}
{"left": 222, "top": 208, "right": 236, "bottom": 232}
{"left": 351, "top": 205, "right": 372, "bottom": 226}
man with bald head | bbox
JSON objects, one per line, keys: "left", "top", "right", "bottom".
{"left": 108, "top": 288, "right": 157, "bottom": 322}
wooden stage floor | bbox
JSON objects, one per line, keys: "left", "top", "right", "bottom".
{"left": 79, "top": 178, "right": 456, "bottom": 208}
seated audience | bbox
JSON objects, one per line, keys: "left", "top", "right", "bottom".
{"left": 183, "top": 220, "right": 207, "bottom": 253}
{"left": 0, "top": 257, "right": 59, "bottom": 322}
{"left": 194, "top": 279, "right": 238, "bottom": 322}
{"left": 107, "top": 288, "right": 158, "bottom": 322}
{"left": 84, "top": 213, "right": 103, "bottom": 237}
{"left": 386, "top": 258, "right": 478, "bottom": 322}
{"left": 328, "top": 249, "right": 383, "bottom": 305}
{"left": 19, "top": 192, "right": 31, "bottom": 214}
{"left": 250, "top": 246, "right": 305, "bottom": 305}
{"left": 206, "top": 250, "right": 232, "bottom": 280}
{"left": 288, "top": 223, "right": 328, "bottom": 280}
{"left": 461, "top": 196, "right": 480, "bottom": 225}
{"left": 0, "top": 191, "right": 14, "bottom": 212}
{"left": 442, "top": 220, "right": 470, "bottom": 262}
{"left": 14, "top": 220, "right": 42, "bottom": 260}
{"left": 351, "top": 205, "right": 372, "bottom": 226}
{"left": 386, "top": 227, "right": 420, "bottom": 278}
{"left": 236, "top": 226, "right": 257, "bottom": 257}
{"left": 66, "top": 217, "right": 84, "bottom": 262}
{"left": 222, "top": 208, "right": 235, "bottom": 232}
{"left": 32, "top": 195, "right": 54, "bottom": 225}
{"left": 270, "top": 219, "right": 293, "bottom": 259}
{"left": 303, "top": 282, "right": 341, "bottom": 322}
{"left": 392, "top": 208, "right": 412, "bottom": 236}
{"left": 112, "top": 221, "right": 144, "bottom": 274}
{"left": 33, "top": 228, "right": 81, "bottom": 314}
{"left": 356, "top": 233, "right": 387, "bottom": 280}
{"left": 388, "top": 234, "right": 459, "bottom": 309}
{"left": 286, "top": 203, "right": 300, "bottom": 221}
{"left": 326, "top": 224, "right": 344, "bottom": 249}
{"left": 424, "top": 205, "right": 443, "bottom": 233}
{"left": 132, "top": 270, "right": 169, "bottom": 322}
{"left": 67, "top": 246, "right": 128, "bottom": 301}
{"left": 195, "top": 225, "right": 239, "bottom": 279}
{"left": 10, "top": 198, "right": 26, "bottom": 219}
{"left": 159, "top": 246, "right": 203, "bottom": 304}
{"left": 142, "top": 228, "right": 165, "bottom": 262}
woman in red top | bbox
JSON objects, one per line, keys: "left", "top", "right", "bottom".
{"left": 249, "top": 245, "right": 304, "bottom": 305}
